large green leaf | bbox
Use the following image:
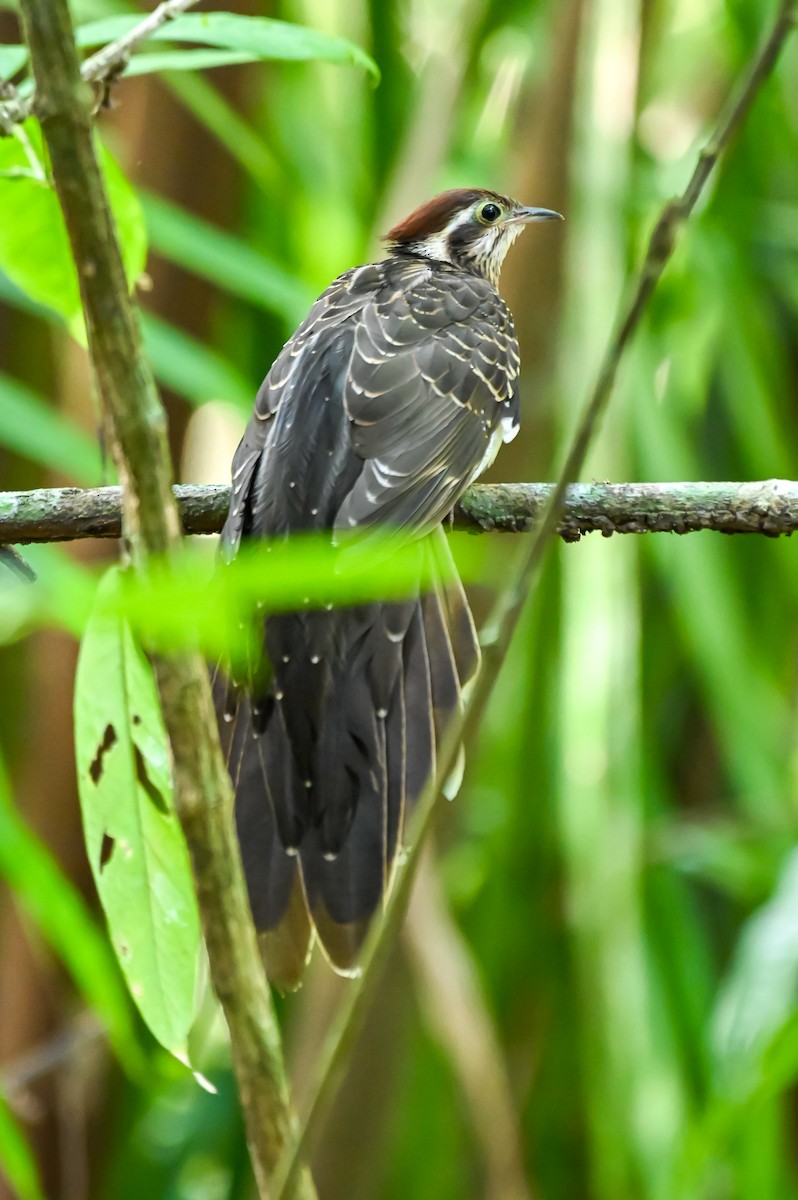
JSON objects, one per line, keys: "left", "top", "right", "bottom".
{"left": 0, "top": 755, "right": 142, "bottom": 1074}
{"left": 0, "top": 370, "right": 101, "bottom": 483}
{"left": 0, "top": 1090, "right": 43, "bottom": 1200}
{"left": 0, "top": 122, "right": 146, "bottom": 341}
{"left": 111, "top": 531, "right": 479, "bottom": 670}
{"left": 75, "top": 12, "right": 379, "bottom": 80}
{"left": 74, "top": 567, "right": 200, "bottom": 1057}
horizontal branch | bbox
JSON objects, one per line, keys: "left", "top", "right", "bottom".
{"left": 1, "top": 479, "right": 797, "bottom": 546}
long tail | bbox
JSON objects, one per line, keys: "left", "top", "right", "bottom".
{"left": 215, "top": 527, "right": 479, "bottom": 989}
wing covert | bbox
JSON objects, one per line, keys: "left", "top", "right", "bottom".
{"left": 337, "top": 263, "right": 520, "bottom": 537}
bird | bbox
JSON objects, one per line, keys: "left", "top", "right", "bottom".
{"left": 215, "top": 187, "right": 562, "bottom": 988}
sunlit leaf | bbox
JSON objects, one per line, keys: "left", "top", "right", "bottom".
{"left": 108, "top": 532, "right": 479, "bottom": 668}
{"left": 75, "top": 12, "right": 379, "bottom": 80}
{"left": 0, "top": 754, "right": 142, "bottom": 1074}
{"left": 74, "top": 567, "right": 200, "bottom": 1057}
{"left": 0, "top": 122, "right": 146, "bottom": 341}
{"left": 0, "top": 532, "right": 481, "bottom": 662}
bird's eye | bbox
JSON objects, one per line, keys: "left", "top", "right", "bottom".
{"left": 479, "top": 202, "right": 501, "bottom": 224}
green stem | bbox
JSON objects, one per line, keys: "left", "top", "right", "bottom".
{"left": 17, "top": 2, "right": 315, "bottom": 1196}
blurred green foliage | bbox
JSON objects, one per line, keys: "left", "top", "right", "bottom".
{"left": 1, "top": 0, "right": 798, "bottom": 1197}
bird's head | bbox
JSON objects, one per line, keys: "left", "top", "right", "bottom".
{"left": 384, "top": 188, "right": 562, "bottom": 287}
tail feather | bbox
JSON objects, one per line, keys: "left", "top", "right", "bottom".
{"left": 258, "top": 872, "right": 313, "bottom": 992}
{"left": 385, "top": 668, "right": 407, "bottom": 866}
{"left": 213, "top": 690, "right": 314, "bottom": 987}
{"left": 420, "top": 589, "right": 462, "bottom": 738}
{"left": 429, "top": 526, "right": 481, "bottom": 688}
{"left": 401, "top": 602, "right": 436, "bottom": 801}
{"left": 216, "top": 534, "right": 480, "bottom": 987}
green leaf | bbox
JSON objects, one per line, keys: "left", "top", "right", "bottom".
{"left": 0, "top": 122, "right": 147, "bottom": 341}
{"left": 0, "top": 754, "right": 142, "bottom": 1075}
{"left": 0, "top": 370, "right": 101, "bottom": 483}
{"left": 74, "top": 567, "right": 200, "bottom": 1057}
{"left": 142, "top": 191, "right": 313, "bottom": 326}
{"left": 112, "top": 532, "right": 480, "bottom": 668}
{"left": 123, "top": 48, "right": 255, "bottom": 76}
{"left": 100, "top": 138, "right": 148, "bottom": 321}
{"left": 0, "top": 45, "right": 27, "bottom": 80}
{"left": 76, "top": 12, "right": 379, "bottom": 80}
{"left": 0, "top": 1090, "right": 44, "bottom": 1200}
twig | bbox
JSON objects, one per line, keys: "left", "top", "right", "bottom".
{"left": 0, "top": 0, "right": 198, "bottom": 130}
{"left": 17, "top": 3, "right": 315, "bottom": 1198}
{"left": 270, "top": 2, "right": 798, "bottom": 1194}
{"left": 404, "top": 852, "right": 534, "bottom": 1200}
{"left": 2, "top": 479, "right": 798, "bottom": 546}
{"left": 80, "top": 0, "right": 198, "bottom": 84}
{"left": 0, "top": 1015, "right": 104, "bottom": 1099}
{"left": 0, "top": 544, "right": 36, "bottom": 579}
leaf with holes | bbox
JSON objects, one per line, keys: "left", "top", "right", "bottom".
{"left": 74, "top": 566, "right": 200, "bottom": 1056}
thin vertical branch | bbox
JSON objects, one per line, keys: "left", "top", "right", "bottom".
{"left": 17, "top": 2, "right": 315, "bottom": 1196}
{"left": 271, "top": 2, "right": 798, "bottom": 1193}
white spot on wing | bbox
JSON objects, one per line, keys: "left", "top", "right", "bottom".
{"left": 501, "top": 414, "right": 520, "bottom": 443}
{"left": 470, "top": 423, "right": 505, "bottom": 482}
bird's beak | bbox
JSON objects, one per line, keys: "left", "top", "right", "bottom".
{"left": 511, "top": 206, "right": 564, "bottom": 224}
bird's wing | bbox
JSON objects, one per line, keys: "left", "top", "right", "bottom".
{"left": 222, "top": 258, "right": 520, "bottom": 550}
{"left": 220, "top": 263, "right": 381, "bottom": 555}
{"left": 336, "top": 262, "right": 520, "bottom": 537}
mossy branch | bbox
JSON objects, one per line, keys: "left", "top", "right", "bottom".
{"left": 2, "top": 479, "right": 797, "bottom": 547}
